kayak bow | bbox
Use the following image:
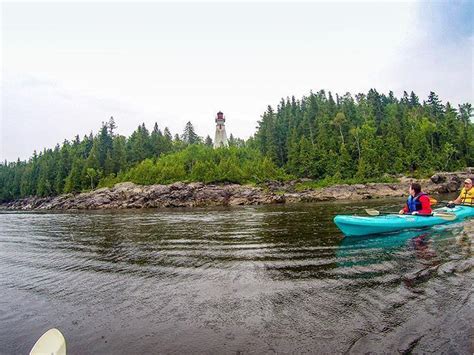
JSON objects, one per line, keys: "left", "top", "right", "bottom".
{"left": 30, "top": 328, "right": 66, "bottom": 355}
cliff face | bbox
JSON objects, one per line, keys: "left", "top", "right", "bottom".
{"left": 1, "top": 171, "right": 472, "bottom": 210}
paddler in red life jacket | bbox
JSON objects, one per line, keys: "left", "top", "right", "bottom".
{"left": 399, "top": 182, "right": 433, "bottom": 215}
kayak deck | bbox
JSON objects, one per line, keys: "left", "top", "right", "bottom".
{"left": 334, "top": 206, "right": 474, "bottom": 237}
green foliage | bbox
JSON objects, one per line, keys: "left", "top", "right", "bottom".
{"left": 0, "top": 90, "right": 472, "bottom": 202}
{"left": 86, "top": 168, "right": 99, "bottom": 190}
{"left": 255, "top": 90, "right": 473, "bottom": 181}
{"left": 204, "top": 135, "right": 213, "bottom": 147}
{"left": 0, "top": 120, "right": 182, "bottom": 201}
{"left": 118, "top": 145, "right": 286, "bottom": 185}
{"left": 97, "top": 173, "right": 121, "bottom": 188}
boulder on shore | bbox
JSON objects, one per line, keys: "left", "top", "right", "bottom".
{"left": 430, "top": 170, "right": 473, "bottom": 193}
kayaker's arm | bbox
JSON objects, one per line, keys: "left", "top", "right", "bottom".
{"left": 450, "top": 194, "right": 463, "bottom": 205}
{"left": 399, "top": 204, "right": 409, "bottom": 215}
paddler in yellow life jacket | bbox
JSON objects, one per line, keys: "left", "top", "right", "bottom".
{"left": 448, "top": 178, "right": 474, "bottom": 206}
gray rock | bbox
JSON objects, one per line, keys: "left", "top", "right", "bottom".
{"left": 2, "top": 169, "right": 472, "bottom": 210}
{"left": 430, "top": 174, "right": 446, "bottom": 183}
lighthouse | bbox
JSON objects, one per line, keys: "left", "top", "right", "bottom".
{"left": 214, "top": 111, "right": 228, "bottom": 148}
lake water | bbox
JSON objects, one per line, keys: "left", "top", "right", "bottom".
{"left": 0, "top": 200, "right": 472, "bottom": 354}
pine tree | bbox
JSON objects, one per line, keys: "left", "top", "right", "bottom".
{"left": 150, "top": 122, "right": 164, "bottom": 157}
{"left": 426, "top": 91, "right": 444, "bottom": 119}
{"left": 112, "top": 135, "right": 127, "bottom": 173}
{"left": 64, "top": 158, "right": 85, "bottom": 193}
{"left": 108, "top": 116, "right": 117, "bottom": 136}
{"left": 458, "top": 103, "right": 473, "bottom": 164}
{"left": 409, "top": 91, "right": 420, "bottom": 107}
{"left": 181, "top": 121, "right": 200, "bottom": 145}
{"left": 161, "top": 127, "right": 173, "bottom": 154}
{"left": 127, "top": 125, "right": 148, "bottom": 163}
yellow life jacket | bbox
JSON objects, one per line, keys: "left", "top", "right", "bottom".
{"left": 459, "top": 187, "right": 474, "bottom": 205}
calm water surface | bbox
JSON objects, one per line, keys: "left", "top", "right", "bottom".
{"left": 0, "top": 200, "right": 472, "bottom": 354}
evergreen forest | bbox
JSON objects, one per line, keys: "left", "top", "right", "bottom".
{"left": 1, "top": 89, "right": 473, "bottom": 202}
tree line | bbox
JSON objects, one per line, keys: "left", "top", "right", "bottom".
{"left": 252, "top": 90, "right": 473, "bottom": 180}
{"left": 0, "top": 117, "right": 274, "bottom": 201}
{"left": 0, "top": 90, "right": 472, "bottom": 201}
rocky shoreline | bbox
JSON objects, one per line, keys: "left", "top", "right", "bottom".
{"left": 1, "top": 170, "right": 472, "bottom": 210}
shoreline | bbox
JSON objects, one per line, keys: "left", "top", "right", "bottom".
{"left": 1, "top": 171, "right": 471, "bottom": 211}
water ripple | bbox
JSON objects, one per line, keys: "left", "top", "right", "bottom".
{"left": 0, "top": 202, "right": 472, "bottom": 354}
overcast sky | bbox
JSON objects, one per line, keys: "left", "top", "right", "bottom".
{"left": 1, "top": 0, "right": 473, "bottom": 162}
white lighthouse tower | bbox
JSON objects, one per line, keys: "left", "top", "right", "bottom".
{"left": 214, "top": 111, "right": 228, "bottom": 148}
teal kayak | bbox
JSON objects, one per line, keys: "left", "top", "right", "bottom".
{"left": 334, "top": 205, "right": 474, "bottom": 237}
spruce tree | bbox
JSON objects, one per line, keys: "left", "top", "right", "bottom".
{"left": 181, "top": 121, "right": 200, "bottom": 145}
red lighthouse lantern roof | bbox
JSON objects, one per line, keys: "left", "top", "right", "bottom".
{"left": 216, "top": 111, "right": 225, "bottom": 122}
